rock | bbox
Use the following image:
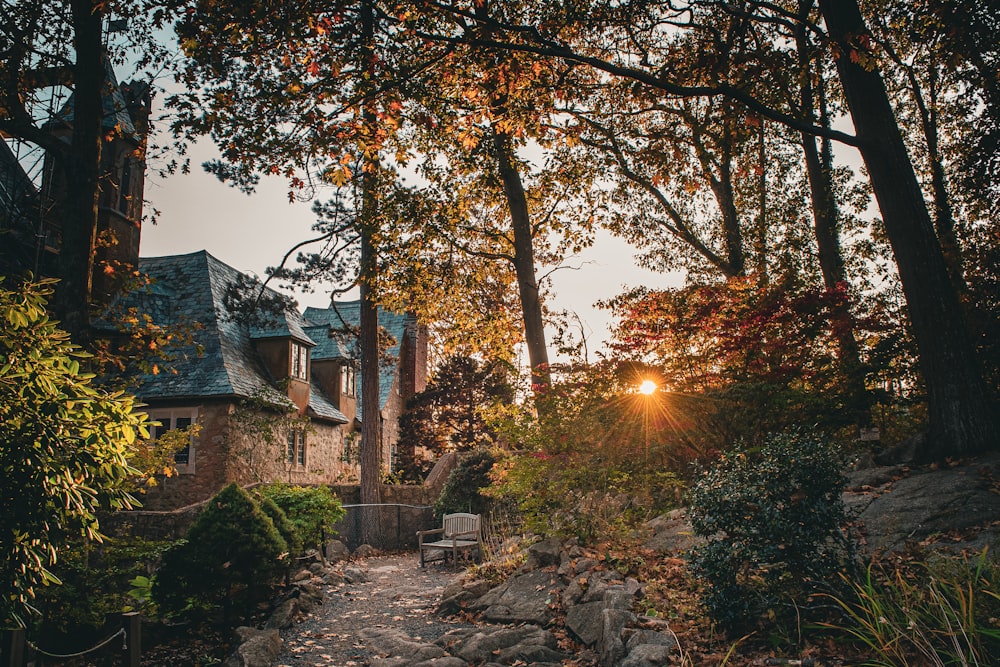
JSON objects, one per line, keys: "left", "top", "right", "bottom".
{"left": 309, "top": 562, "right": 325, "bottom": 574}
{"left": 624, "top": 629, "right": 676, "bottom": 652}
{"left": 437, "top": 590, "right": 475, "bottom": 615}
{"left": 360, "top": 627, "right": 447, "bottom": 662}
{"left": 354, "top": 543, "right": 378, "bottom": 558}
{"left": 603, "top": 586, "right": 633, "bottom": 610}
{"left": 370, "top": 659, "right": 411, "bottom": 667}
{"left": 326, "top": 538, "right": 351, "bottom": 562}
{"left": 852, "top": 454, "right": 1000, "bottom": 553}
{"left": 620, "top": 642, "right": 676, "bottom": 667}
{"left": 265, "top": 598, "right": 298, "bottom": 629}
{"left": 565, "top": 601, "right": 605, "bottom": 646}
{"left": 471, "top": 570, "right": 561, "bottom": 625}
{"left": 573, "top": 557, "right": 600, "bottom": 575}
{"left": 343, "top": 566, "right": 369, "bottom": 584}
{"left": 292, "top": 568, "right": 311, "bottom": 582}
{"left": 498, "top": 643, "right": 567, "bottom": 664}
{"left": 642, "top": 511, "right": 704, "bottom": 553}
{"left": 526, "top": 537, "right": 562, "bottom": 569}
{"left": 222, "top": 627, "right": 281, "bottom": 667}
{"left": 580, "top": 569, "right": 625, "bottom": 603}
{"left": 447, "top": 626, "right": 557, "bottom": 663}
{"left": 411, "top": 658, "right": 468, "bottom": 667}
{"left": 600, "top": 608, "right": 634, "bottom": 667}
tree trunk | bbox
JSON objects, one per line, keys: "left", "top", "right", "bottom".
{"left": 55, "top": 0, "right": 104, "bottom": 340}
{"left": 819, "top": 0, "right": 997, "bottom": 457}
{"left": 796, "top": 15, "right": 871, "bottom": 427}
{"left": 358, "top": 0, "right": 382, "bottom": 547}
{"left": 491, "top": 129, "right": 552, "bottom": 395}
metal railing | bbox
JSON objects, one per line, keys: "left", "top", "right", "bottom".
{"left": 335, "top": 503, "right": 436, "bottom": 551}
{"left": 2, "top": 612, "right": 141, "bottom": 667}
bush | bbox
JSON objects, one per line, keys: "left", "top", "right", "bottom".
{"left": 28, "top": 536, "right": 169, "bottom": 641}
{"left": 435, "top": 449, "right": 498, "bottom": 518}
{"left": 258, "top": 496, "right": 302, "bottom": 558}
{"left": 152, "top": 483, "right": 287, "bottom": 622}
{"left": 258, "top": 483, "right": 345, "bottom": 551}
{"left": 1, "top": 279, "right": 147, "bottom": 627}
{"left": 688, "top": 429, "right": 855, "bottom": 631}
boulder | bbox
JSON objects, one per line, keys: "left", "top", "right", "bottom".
{"left": 580, "top": 570, "right": 625, "bottom": 603}
{"left": 444, "top": 625, "right": 558, "bottom": 663}
{"left": 264, "top": 598, "right": 298, "bottom": 629}
{"left": 326, "top": 538, "right": 351, "bottom": 562}
{"left": 600, "top": 608, "right": 635, "bottom": 667}
{"left": 565, "top": 601, "right": 605, "bottom": 646}
{"left": 525, "top": 537, "right": 562, "bottom": 570}
{"left": 471, "top": 570, "right": 561, "bottom": 625}
{"left": 642, "top": 510, "right": 704, "bottom": 553}
{"left": 360, "top": 627, "right": 447, "bottom": 662}
{"left": 620, "top": 642, "right": 675, "bottom": 667}
{"left": 222, "top": 627, "right": 281, "bottom": 667}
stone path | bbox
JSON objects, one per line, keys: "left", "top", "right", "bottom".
{"left": 276, "top": 553, "right": 477, "bottom": 666}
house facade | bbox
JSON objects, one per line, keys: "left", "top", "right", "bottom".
{"left": 130, "top": 251, "right": 428, "bottom": 510}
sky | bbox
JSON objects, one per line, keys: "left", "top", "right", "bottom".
{"left": 140, "top": 140, "right": 683, "bottom": 360}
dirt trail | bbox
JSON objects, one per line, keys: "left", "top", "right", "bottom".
{"left": 276, "top": 552, "right": 477, "bottom": 666}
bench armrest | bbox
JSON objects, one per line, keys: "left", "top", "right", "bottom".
{"left": 416, "top": 528, "right": 445, "bottom": 545}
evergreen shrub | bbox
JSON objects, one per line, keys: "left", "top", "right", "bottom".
{"left": 688, "top": 429, "right": 855, "bottom": 631}
{"left": 152, "top": 483, "right": 287, "bottom": 620}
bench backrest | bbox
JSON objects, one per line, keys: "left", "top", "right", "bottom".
{"left": 442, "top": 512, "right": 480, "bottom": 539}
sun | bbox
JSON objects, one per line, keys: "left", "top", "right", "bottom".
{"left": 638, "top": 380, "right": 658, "bottom": 395}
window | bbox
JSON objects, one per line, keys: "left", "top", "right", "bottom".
{"left": 147, "top": 408, "right": 198, "bottom": 471}
{"left": 341, "top": 364, "right": 356, "bottom": 397}
{"left": 286, "top": 429, "right": 306, "bottom": 467}
{"left": 291, "top": 342, "right": 309, "bottom": 380}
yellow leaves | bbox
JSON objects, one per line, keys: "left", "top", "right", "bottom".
{"left": 458, "top": 130, "right": 480, "bottom": 151}
{"left": 326, "top": 164, "right": 352, "bottom": 186}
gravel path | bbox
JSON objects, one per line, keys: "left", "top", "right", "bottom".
{"left": 276, "top": 553, "right": 479, "bottom": 666}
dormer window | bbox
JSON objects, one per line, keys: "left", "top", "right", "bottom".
{"left": 341, "top": 364, "right": 356, "bottom": 396}
{"left": 291, "top": 341, "right": 309, "bottom": 380}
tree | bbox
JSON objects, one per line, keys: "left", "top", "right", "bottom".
{"left": 397, "top": 355, "right": 513, "bottom": 478}
{"left": 414, "top": 0, "right": 997, "bottom": 458}
{"left": 0, "top": 278, "right": 145, "bottom": 627}
{"left": 0, "top": 1, "right": 178, "bottom": 336}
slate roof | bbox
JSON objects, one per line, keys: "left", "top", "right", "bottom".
{"left": 130, "top": 250, "right": 347, "bottom": 424}
{"left": 52, "top": 58, "right": 140, "bottom": 141}
{"left": 304, "top": 301, "right": 411, "bottom": 418}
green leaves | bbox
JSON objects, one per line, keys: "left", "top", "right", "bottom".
{"left": 0, "top": 279, "right": 146, "bottom": 627}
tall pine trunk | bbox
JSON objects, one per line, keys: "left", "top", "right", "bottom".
{"left": 819, "top": 0, "right": 997, "bottom": 458}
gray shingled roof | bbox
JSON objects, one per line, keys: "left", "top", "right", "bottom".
{"left": 54, "top": 58, "right": 139, "bottom": 141}
{"left": 131, "top": 250, "right": 347, "bottom": 423}
{"left": 303, "top": 301, "right": 410, "bottom": 418}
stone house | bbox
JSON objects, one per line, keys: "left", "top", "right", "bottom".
{"left": 129, "top": 250, "right": 428, "bottom": 510}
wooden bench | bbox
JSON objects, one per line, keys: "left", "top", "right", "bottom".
{"left": 416, "top": 512, "right": 482, "bottom": 567}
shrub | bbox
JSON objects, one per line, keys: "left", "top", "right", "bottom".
{"left": 258, "top": 483, "right": 345, "bottom": 551}
{"left": 0, "top": 279, "right": 147, "bottom": 627}
{"left": 435, "top": 449, "right": 498, "bottom": 518}
{"left": 687, "top": 429, "right": 855, "bottom": 631}
{"left": 28, "top": 536, "right": 169, "bottom": 639}
{"left": 152, "top": 483, "right": 287, "bottom": 622}
{"left": 258, "top": 496, "right": 302, "bottom": 558}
